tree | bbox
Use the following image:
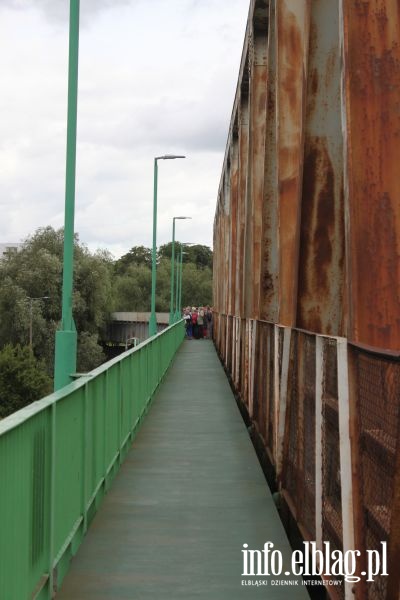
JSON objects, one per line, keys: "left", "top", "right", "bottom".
{"left": 114, "top": 246, "right": 152, "bottom": 274}
{"left": 0, "top": 226, "right": 112, "bottom": 375}
{"left": 77, "top": 332, "right": 106, "bottom": 373}
{"left": 111, "top": 245, "right": 213, "bottom": 313}
{"left": 73, "top": 249, "right": 113, "bottom": 334}
{"left": 159, "top": 243, "right": 213, "bottom": 270}
{"left": 112, "top": 264, "right": 152, "bottom": 312}
{"left": 186, "top": 245, "right": 213, "bottom": 270}
{"left": 181, "top": 263, "right": 213, "bottom": 307}
{"left": 0, "top": 345, "right": 52, "bottom": 418}
{"left": 0, "top": 227, "right": 213, "bottom": 412}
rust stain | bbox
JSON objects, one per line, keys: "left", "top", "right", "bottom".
{"left": 344, "top": 0, "right": 400, "bottom": 349}
{"left": 276, "top": 1, "right": 309, "bottom": 327}
{"left": 355, "top": 191, "right": 399, "bottom": 348}
{"left": 282, "top": 16, "right": 304, "bottom": 117}
{"left": 262, "top": 271, "right": 274, "bottom": 294}
{"left": 230, "top": 150, "right": 239, "bottom": 316}
{"left": 278, "top": 174, "right": 298, "bottom": 198}
{"left": 297, "top": 137, "right": 336, "bottom": 334}
{"left": 310, "top": 68, "right": 318, "bottom": 96}
{"left": 250, "top": 59, "right": 268, "bottom": 318}
{"left": 324, "top": 48, "right": 338, "bottom": 89}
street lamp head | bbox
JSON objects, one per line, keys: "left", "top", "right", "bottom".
{"left": 156, "top": 155, "right": 186, "bottom": 160}
{"left": 174, "top": 216, "right": 192, "bottom": 221}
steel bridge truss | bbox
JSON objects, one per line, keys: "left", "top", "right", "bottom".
{"left": 213, "top": 2, "right": 400, "bottom": 599}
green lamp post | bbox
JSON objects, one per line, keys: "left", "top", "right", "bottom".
{"left": 174, "top": 254, "right": 180, "bottom": 321}
{"left": 169, "top": 217, "right": 191, "bottom": 325}
{"left": 177, "top": 248, "right": 188, "bottom": 321}
{"left": 54, "top": 0, "right": 80, "bottom": 390}
{"left": 149, "top": 155, "right": 186, "bottom": 337}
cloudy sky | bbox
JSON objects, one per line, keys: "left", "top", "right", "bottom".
{"left": 0, "top": 0, "right": 249, "bottom": 258}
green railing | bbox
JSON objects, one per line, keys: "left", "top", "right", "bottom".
{"left": 0, "top": 321, "right": 185, "bottom": 600}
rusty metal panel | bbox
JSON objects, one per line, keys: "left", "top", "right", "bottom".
{"left": 297, "top": 0, "right": 345, "bottom": 336}
{"left": 223, "top": 170, "right": 231, "bottom": 315}
{"left": 242, "top": 114, "right": 254, "bottom": 318}
{"left": 235, "top": 95, "right": 249, "bottom": 318}
{"left": 341, "top": 0, "right": 400, "bottom": 351}
{"left": 260, "top": 0, "right": 279, "bottom": 323}
{"left": 249, "top": 9, "right": 269, "bottom": 319}
{"left": 212, "top": 3, "right": 400, "bottom": 598}
{"left": 276, "top": 0, "right": 310, "bottom": 326}
{"left": 348, "top": 345, "right": 400, "bottom": 600}
{"left": 229, "top": 137, "right": 239, "bottom": 316}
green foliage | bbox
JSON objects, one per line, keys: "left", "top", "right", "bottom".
{"left": 111, "top": 252, "right": 213, "bottom": 313}
{"left": 181, "top": 263, "right": 213, "bottom": 308}
{"left": 0, "top": 345, "right": 52, "bottom": 418}
{"left": 158, "top": 243, "right": 213, "bottom": 270}
{"left": 74, "top": 250, "right": 113, "bottom": 334}
{"left": 114, "top": 246, "right": 152, "bottom": 274}
{"left": 0, "top": 226, "right": 213, "bottom": 417}
{"left": 0, "top": 227, "right": 113, "bottom": 376}
{"left": 77, "top": 332, "right": 106, "bottom": 373}
{"left": 112, "top": 264, "right": 152, "bottom": 312}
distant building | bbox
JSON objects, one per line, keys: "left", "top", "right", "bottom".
{"left": 0, "top": 243, "right": 22, "bottom": 260}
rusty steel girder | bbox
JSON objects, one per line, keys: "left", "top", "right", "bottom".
{"left": 213, "top": 0, "right": 400, "bottom": 352}
{"left": 213, "top": 2, "right": 400, "bottom": 599}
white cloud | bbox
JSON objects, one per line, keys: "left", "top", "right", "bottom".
{"left": 0, "top": 0, "right": 249, "bottom": 257}
{"left": 0, "top": 0, "right": 134, "bottom": 24}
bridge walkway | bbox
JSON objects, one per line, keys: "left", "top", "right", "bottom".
{"left": 56, "top": 340, "right": 307, "bottom": 599}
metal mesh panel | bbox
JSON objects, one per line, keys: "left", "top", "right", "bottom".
{"left": 239, "top": 318, "right": 246, "bottom": 400}
{"left": 220, "top": 314, "right": 227, "bottom": 361}
{"left": 214, "top": 312, "right": 220, "bottom": 351}
{"left": 321, "top": 338, "right": 344, "bottom": 598}
{"left": 232, "top": 317, "right": 237, "bottom": 385}
{"left": 244, "top": 320, "right": 252, "bottom": 410}
{"left": 234, "top": 317, "right": 241, "bottom": 386}
{"left": 301, "top": 334, "right": 316, "bottom": 539}
{"left": 282, "top": 332, "right": 316, "bottom": 540}
{"left": 267, "top": 325, "right": 275, "bottom": 455}
{"left": 250, "top": 321, "right": 276, "bottom": 448}
{"left": 227, "top": 316, "right": 233, "bottom": 372}
{"left": 253, "top": 322, "right": 266, "bottom": 441}
{"left": 282, "top": 331, "right": 299, "bottom": 504}
{"left": 213, "top": 316, "right": 400, "bottom": 599}
{"left": 354, "top": 350, "right": 400, "bottom": 600}
{"left": 260, "top": 323, "right": 268, "bottom": 441}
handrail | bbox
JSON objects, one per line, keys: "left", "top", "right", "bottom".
{"left": 213, "top": 311, "right": 400, "bottom": 360}
{"left": 0, "top": 320, "right": 185, "bottom": 437}
{"left": 0, "top": 320, "right": 185, "bottom": 600}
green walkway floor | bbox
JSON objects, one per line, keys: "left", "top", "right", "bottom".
{"left": 56, "top": 340, "right": 308, "bottom": 600}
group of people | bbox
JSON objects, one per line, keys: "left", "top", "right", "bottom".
{"left": 183, "top": 306, "right": 213, "bottom": 339}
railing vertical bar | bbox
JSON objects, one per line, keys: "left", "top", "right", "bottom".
{"left": 277, "top": 327, "right": 291, "bottom": 478}
{"left": 82, "top": 383, "right": 89, "bottom": 533}
{"left": 48, "top": 402, "right": 56, "bottom": 599}
{"left": 273, "top": 325, "right": 280, "bottom": 465}
{"left": 337, "top": 339, "right": 355, "bottom": 600}
{"left": 118, "top": 362, "right": 122, "bottom": 466}
{"left": 103, "top": 370, "right": 108, "bottom": 492}
{"left": 315, "top": 335, "right": 324, "bottom": 550}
